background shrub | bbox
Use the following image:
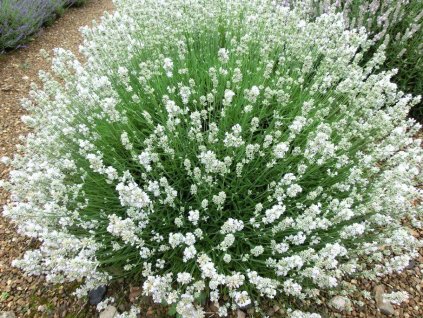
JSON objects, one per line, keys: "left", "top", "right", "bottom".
{"left": 1, "top": 1, "right": 422, "bottom": 317}
{"left": 0, "top": 0, "right": 88, "bottom": 53}
{"left": 297, "top": 0, "right": 423, "bottom": 122}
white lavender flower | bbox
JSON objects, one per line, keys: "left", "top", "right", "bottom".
{"left": 2, "top": 1, "right": 422, "bottom": 318}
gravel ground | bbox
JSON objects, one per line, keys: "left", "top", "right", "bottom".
{"left": 0, "top": 1, "right": 421, "bottom": 317}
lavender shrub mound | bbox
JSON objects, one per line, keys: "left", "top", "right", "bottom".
{"left": 2, "top": 1, "right": 422, "bottom": 317}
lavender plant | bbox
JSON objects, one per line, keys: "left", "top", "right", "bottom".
{"left": 296, "top": 0, "right": 423, "bottom": 121}
{"left": 1, "top": 0, "right": 422, "bottom": 317}
{"left": 0, "top": 0, "right": 87, "bottom": 53}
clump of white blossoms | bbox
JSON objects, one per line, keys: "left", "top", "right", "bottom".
{"left": 1, "top": 0, "right": 422, "bottom": 317}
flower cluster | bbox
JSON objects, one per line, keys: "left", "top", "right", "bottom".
{"left": 1, "top": 0, "right": 422, "bottom": 317}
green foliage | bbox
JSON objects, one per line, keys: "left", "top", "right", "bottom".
{"left": 0, "top": 291, "right": 10, "bottom": 301}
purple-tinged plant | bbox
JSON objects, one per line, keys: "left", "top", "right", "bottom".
{"left": 0, "top": 0, "right": 87, "bottom": 53}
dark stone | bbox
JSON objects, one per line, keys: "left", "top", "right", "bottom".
{"left": 405, "top": 259, "right": 416, "bottom": 270}
{"left": 88, "top": 285, "right": 107, "bottom": 305}
{"left": 378, "top": 303, "right": 395, "bottom": 316}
